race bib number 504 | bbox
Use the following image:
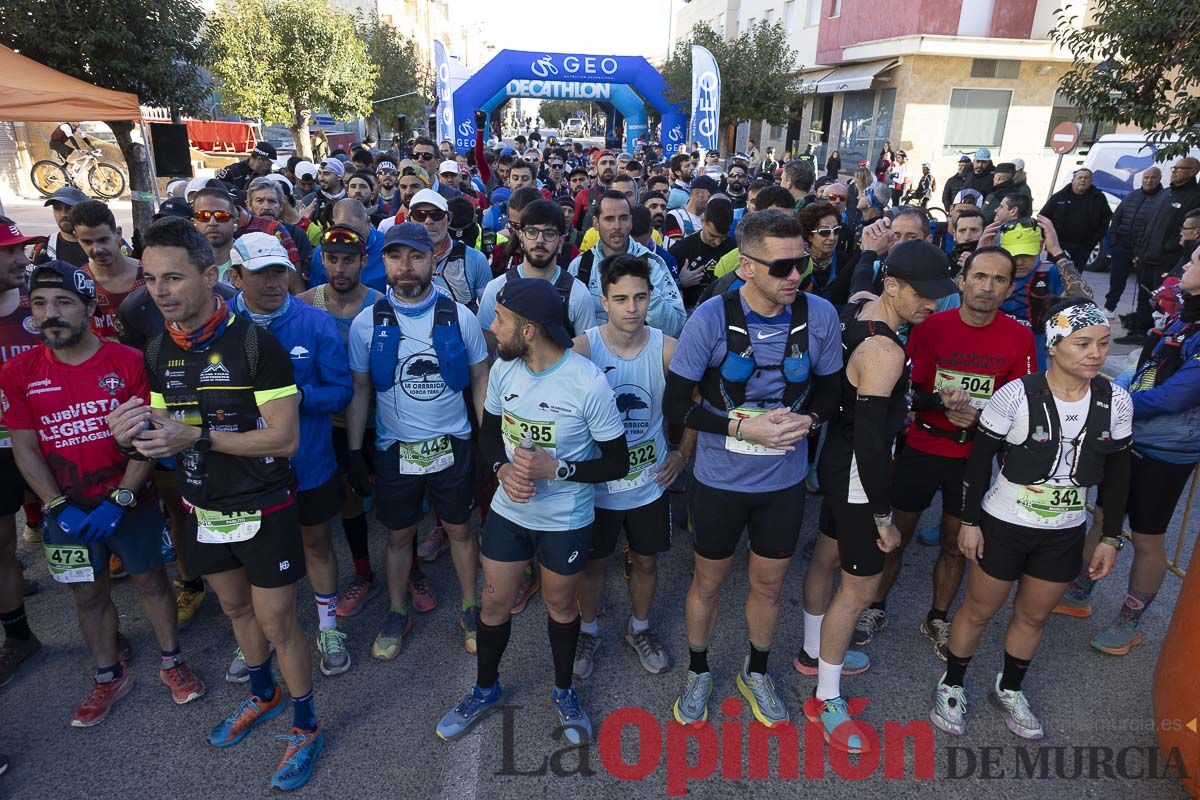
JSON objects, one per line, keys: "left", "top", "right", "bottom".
{"left": 934, "top": 369, "right": 996, "bottom": 410}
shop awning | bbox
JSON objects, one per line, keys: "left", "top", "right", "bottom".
{"left": 815, "top": 59, "right": 900, "bottom": 94}
{"left": 0, "top": 45, "right": 141, "bottom": 121}
{"left": 797, "top": 68, "right": 834, "bottom": 94}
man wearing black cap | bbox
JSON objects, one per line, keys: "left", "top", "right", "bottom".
{"left": 435, "top": 276, "right": 628, "bottom": 746}
{"left": 2, "top": 260, "right": 205, "bottom": 725}
{"left": 942, "top": 156, "right": 973, "bottom": 212}
{"left": 803, "top": 239, "right": 958, "bottom": 750}
{"left": 665, "top": 174, "right": 718, "bottom": 246}
{"left": 216, "top": 141, "right": 277, "bottom": 192}
{"left": 33, "top": 187, "right": 90, "bottom": 267}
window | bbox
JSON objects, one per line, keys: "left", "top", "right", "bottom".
{"left": 831, "top": 0, "right": 842, "bottom": 17}
{"left": 784, "top": 0, "right": 796, "bottom": 31}
{"left": 806, "top": 0, "right": 821, "bottom": 27}
{"left": 970, "top": 59, "right": 1020, "bottom": 79}
{"left": 717, "top": 12, "right": 725, "bottom": 35}
{"left": 944, "top": 88, "right": 1011, "bottom": 150}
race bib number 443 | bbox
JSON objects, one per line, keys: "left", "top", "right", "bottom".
{"left": 396, "top": 435, "right": 454, "bottom": 475}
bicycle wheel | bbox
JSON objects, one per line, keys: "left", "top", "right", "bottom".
{"left": 88, "top": 163, "right": 126, "bottom": 199}
{"left": 30, "top": 160, "right": 69, "bottom": 197}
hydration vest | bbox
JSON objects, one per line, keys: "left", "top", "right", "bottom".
{"left": 504, "top": 267, "right": 579, "bottom": 337}
{"left": 999, "top": 373, "right": 1126, "bottom": 487}
{"left": 435, "top": 241, "right": 476, "bottom": 312}
{"left": 368, "top": 293, "right": 470, "bottom": 396}
{"left": 698, "top": 290, "right": 811, "bottom": 411}
{"left": 1025, "top": 267, "right": 1058, "bottom": 330}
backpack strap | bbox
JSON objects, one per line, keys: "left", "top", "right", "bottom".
{"left": 781, "top": 293, "right": 811, "bottom": 410}
{"left": 369, "top": 296, "right": 401, "bottom": 393}
{"left": 243, "top": 318, "right": 260, "bottom": 382}
{"left": 576, "top": 250, "right": 595, "bottom": 287}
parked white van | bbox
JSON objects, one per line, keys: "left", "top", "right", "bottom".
{"left": 1056, "top": 134, "right": 1200, "bottom": 212}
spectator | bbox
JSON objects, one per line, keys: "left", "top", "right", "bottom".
{"left": 963, "top": 148, "right": 995, "bottom": 195}
{"left": 1104, "top": 166, "right": 1166, "bottom": 317}
{"left": 1039, "top": 168, "right": 1112, "bottom": 271}
{"left": 981, "top": 162, "right": 1031, "bottom": 223}
{"left": 825, "top": 150, "right": 842, "bottom": 181}
{"left": 942, "top": 155, "right": 972, "bottom": 210}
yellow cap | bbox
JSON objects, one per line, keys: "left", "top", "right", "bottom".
{"left": 1000, "top": 223, "right": 1043, "bottom": 257}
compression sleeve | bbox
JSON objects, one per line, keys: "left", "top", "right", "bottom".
{"left": 806, "top": 372, "right": 841, "bottom": 424}
{"left": 566, "top": 434, "right": 629, "bottom": 484}
{"left": 664, "top": 371, "right": 730, "bottom": 436}
{"left": 848, "top": 250, "right": 880, "bottom": 296}
{"left": 910, "top": 388, "right": 945, "bottom": 412}
{"left": 852, "top": 395, "right": 898, "bottom": 516}
{"left": 958, "top": 426, "right": 1007, "bottom": 526}
{"left": 479, "top": 410, "right": 508, "bottom": 472}
{"left": 1098, "top": 446, "right": 1133, "bottom": 538}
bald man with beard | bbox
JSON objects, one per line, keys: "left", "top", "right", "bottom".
{"left": 309, "top": 199, "right": 389, "bottom": 292}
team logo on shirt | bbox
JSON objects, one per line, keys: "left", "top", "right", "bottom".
{"left": 199, "top": 353, "right": 230, "bottom": 384}
{"left": 21, "top": 317, "right": 37, "bottom": 335}
{"left": 613, "top": 384, "right": 652, "bottom": 440}
{"left": 97, "top": 373, "right": 125, "bottom": 396}
{"left": 399, "top": 352, "right": 446, "bottom": 400}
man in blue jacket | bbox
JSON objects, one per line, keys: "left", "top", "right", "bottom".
{"left": 1057, "top": 245, "right": 1200, "bottom": 654}
{"left": 309, "top": 200, "right": 387, "bottom": 292}
{"left": 230, "top": 233, "right": 355, "bottom": 678}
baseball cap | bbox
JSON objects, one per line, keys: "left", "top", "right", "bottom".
{"left": 881, "top": 241, "right": 958, "bottom": 300}
{"left": 383, "top": 221, "right": 434, "bottom": 253}
{"left": 294, "top": 161, "right": 318, "bottom": 180}
{"left": 958, "top": 155, "right": 972, "bottom": 163}
{"left": 409, "top": 188, "right": 448, "bottom": 212}
{"left": 230, "top": 232, "right": 295, "bottom": 272}
{"left": 153, "top": 198, "right": 193, "bottom": 221}
{"left": 973, "top": 148, "right": 992, "bottom": 161}
{"left": 733, "top": 152, "right": 751, "bottom": 163}
{"left": 43, "top": 187, "right": 89, "bottom": 207}
{"left": 376, "top": 160, "right": 397, "bottom": 173}
{"left": 185, "top": 176, "right": 213, "bottom": 200}
{"left": 27, "top": 260, "right": 95, "bottom": 301}
{"left": 691, "top": 175, "right": 720, "bottom": 194}
{"left": 1011, "top": 158, "right": 1025, "bottom": 172}
{"left": 922, "top": 161, "right": 933, "bottom": 169}
{"left": 438, "top": 159, "right": 460, "bottom": 176}
{"left": 0, "top": 220, "right": 47, "bottom": 249}
{"left": 496, "top": 277, "right": 573, "bottom": 349}
{"left": 319, "top": 158, "right": 345, "bottom": 177}
{"left": 999, "top": 219, "right": 1044, "bottom": 258}
{"left": 265, "top": 173, "right": 294, "bottom": 198}
{"left": 500, "top": 147, "right": 517, "bottom": 157}
{"left": 320, "top": 224, "right": 367, "bottom": 255}
{"left": 489, "top": 186, "right": 512, "bottom": 205}
{"left": 953, "top": 188, "right": 984, "bottom": 205}
{"left": 251, "top": 141, "right": 277, "bottom": 160}
{"left": 994, "top": 162, "right": 1016, "bottom": 175}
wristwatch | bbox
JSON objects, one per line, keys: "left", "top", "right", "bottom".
{"left": 1100, "top": 535, "right": 1125, "bottom": 551}
{"left": 110, "top": 488, "right": 137, "bottom": 509}
{"left": 555, "top": 459, "right": 574, "bottom": 481}
{"left": 193, "top": 426, "right": 212, "bottom": 454}
{"left": 873, "top": 512, "right": 894, "bottom": 529}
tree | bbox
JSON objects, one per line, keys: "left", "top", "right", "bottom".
{"left": 406, "top": 359, "right": 440, "bottom": 380}
{"left": 660, "top": 20, "right": 806, "bottom": 153}
{"left": 1051, "top": 0, "right": 1200, "bottom": 161}
{"left": 359, "top": 18, "right": 431, "bottom": 144}
{"left": 203, "top": 0, "right": 377, "bottom": 160}
{"left": 539, "top": 100, "right": 591, "bottom": 129}
{"left": 0, "top": 0, "right": 208, "bottom": 234}
{"left": 615, "top": 392, "right": 649, "bottom": 420}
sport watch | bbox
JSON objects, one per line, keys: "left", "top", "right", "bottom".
{"left": 110, "top": 488, "right": 137, "bottom": 509}
{"left": 1100, "top": 535, "right": 1125, "bottom": 551}
{"left": 555, "top": 459, "right": 574, "bottom": 481}
{"left": 873, "top": 512, "right": 894, "bottom": 529}
{"left": 193, "top": 426, "right": 213, "bottom": 454}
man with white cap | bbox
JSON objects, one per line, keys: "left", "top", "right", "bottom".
{"left": 438, "top": 161, "right": 464, "bottom": 196}
{"left": 216, "top": 141, "right": 277, "bottom": 192}
{"left": 403, "top": 189, "right": 490, "bottom": 310}
{"left": 965, "top": 148, "right": 995, "bottom": 195}
{"left": 294, "top": 161, "right": 318, "bottom": 200}
{"left": 301, "top": 158, "right": 349, "bottom": 244}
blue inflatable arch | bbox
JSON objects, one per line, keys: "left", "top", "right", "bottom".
{"left": 481, "top": 82, "right": 648, "bottom": 154}
{"left": 452, "top": 50, "right": 686, "bottom": 156}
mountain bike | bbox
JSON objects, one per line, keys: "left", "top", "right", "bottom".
{"left": 30, "top": 149, "right": 127, "bottom": 199}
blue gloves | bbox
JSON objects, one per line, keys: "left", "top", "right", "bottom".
{"left": 77, "top": 501, "right": 127, "bottom": 543}
{"left": 47, "top": 501, "right": 90, "bottom": 538}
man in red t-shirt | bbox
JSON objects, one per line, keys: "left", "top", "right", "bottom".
{"left": 67, "top": 200, "right": 144, "bottom": 342}
{"left": 859, "top": 247, "right": 1037, "bottom": 658}
{"left": 0, "top": 261, "right": 204, "bottom": 726}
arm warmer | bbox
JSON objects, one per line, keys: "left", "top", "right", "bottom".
{"left": 910, "top": 387, "right": 945, "bottom": 413}
{"left": 958, "top": 426, "right": 1007, "bottom": 526}
{"left": 479, "top": 411, "right": 508, "bottom": 472}
{"left": 664, "top": 371, "right": 730, "bottom": 436}
{"left": 806, "top": 372, "right": 841, "bottom": 424}
{"left": 848, "top": 250, "right": 879, "bottom": 296}
{"left": 566, "top": 435, "right": 629, "bottom": 484}
{"left": 852, "top": 395, "right": 898, "bottom": 516}
{"left": 1097, "top": 445, "right": 1133, "bottom": 538}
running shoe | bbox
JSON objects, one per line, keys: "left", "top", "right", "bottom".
{"left": 160, "top": 660, "right": 206, "bottom": 704}
{"left": 271, "top": 725, "right": 324, "bottom": 791}
{"left": 991, "top": 674, "right": 1044, "bottom": 740}
{"left": 624, "top": 622, "right": 670, "bottom": 674}
{"left": 510, "top": 567, "right": 540, "bottom": 615}
{"left": 109, "top": 554, "right": 127, "bottom": 579}
{"left": 803, "top": 694, "right": 863, "bottom": 753}
{"left": 436, "top": 683, "right": 502, "bottom": 741}
{"left": 737, "top": 658, "right": 788, "bottom": 726}
{"left": 174, "top": 580, "right": 206, "bottom": 629}
{"left": 224, "top": 643, "right": 274, "bottom": 684}
{"left": 792, "top": 648, "right": 870, "bottom": 676}
{"left": 0, "top": 635, "right": 40, "bottom": 689}
{"left": 408, "top": 570, "right": 437, "bottom": 613}
{"left": 1091, "top": 618, "right": 1144, "bottom": 656}
{"left": 418, "top": 525, "right": 449, "bottom": 562}
{"left": 851, "top": 607, "right": 887, "bottom": 647}
{"left": 317, "top": 628, "right": 350, "bottom": 676}
{"left": 573, "top": 631, "right": 599, "bottom": 680}
{"left": 551, "top": 687, "right": 592, "bottom": 745}
{"left": 371, "top": 611, "right": 414, "bottom": 660}
{"left": 335, "top": 574, "right": 379, "bottom": 618}
{"left": 70, "top": 670, "right": 135, "bottom": 727}
{"left": 915, "top": 525, "right": 939, "bottom": 546}
{"left": 672, "top": 670, "right": 713, "bottom": 724}
{"left": 920, "top": 617, "right": 950, "bottom": 661}
{"left": 208, "top": 690, "right": 286, "bottom": 747}
{"left": 22, "top": 522, "right": 42, "bottom": 544}
{"left": 460, "top": 606, "right": 479, "bottom": 654}
{"left": 1052, "top": 586, "right": 1093, "bottom": 618}
{"left": 930, "top": 674, "right": 967, "bottom": 735}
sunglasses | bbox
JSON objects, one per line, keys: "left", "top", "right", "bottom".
{"left": 519, "top": 226, "right": 561, "bottom": 242}
{"left": 414, "top": 152, "right": 436, "bottom": 161}
{"left": 999, "top": 217, "right": 1040, "bottom": 234}
{"left": 194, "top": 210, "right": 233, "bottom": 223}
{"left": 742, "top": 252, "right": 808, "bottom": 279}
{"left": 376, "top": 168, "right": 397, "bottom": 176}
{"left": 321, "top": 228, "right": 364, "bottom": 248}
{"left": 409, "top": 208, "right": 447, "bottom": 223}
{"left": 549, "top": 163, "right": 564, "bottom": 169}
{"left": 813, "top": 225, "right": 842, "bottom": 238}
{"left": 826, "top": 194, "right": 847, "bottom": 201}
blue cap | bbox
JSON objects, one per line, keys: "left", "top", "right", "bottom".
{"left": 27, "top": 259, "right": 96, "bottom": 302}
{"left": 973, "top": 148, "right": 992, "bottom": 160}
{"left": 500, "top": 147, "right": 517, "bottom": 157}
{"left": 489, "top": 186, "right": 512, "bottom": 205}
{"left": 496, "top": 277, "right": 573, "bottom": 349}
{"left": 690, "top": 175, "right": 720, "bottom": 194}
{"left": 958, "top": 154, "right": 972, "bottom": 163}
{"left": 383, "top": 221, "right": 434, "bottom": 253}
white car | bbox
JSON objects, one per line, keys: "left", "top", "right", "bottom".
{"left": 1058, "top": 134, "right": 1200, "bottom": 212}
{"left": 563, "top": 118, "right": 586, "bottom": 137}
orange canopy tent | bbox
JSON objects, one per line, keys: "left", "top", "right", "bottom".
{"left": 0, "top": 44, "right": 141, "bottom": 121}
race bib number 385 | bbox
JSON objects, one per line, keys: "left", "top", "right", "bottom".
{"left": 501, "top": 410, "right": 557, "bottom": 458}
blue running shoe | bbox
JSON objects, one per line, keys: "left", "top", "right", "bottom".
{"left": 673, "top": 670, "right": 713, "bottom": 724}
{"left": 436, "top": 683, "right": 502, "bottom": 741}
{"left": 803, "top": 694, "right": 864, "bottom": 753}
{"left": 207, "top": 691, "right": 286, "bottom": 748}
{"left": 551, "top": 687, "right": 591, "bottom": 745}
{"left": 270, "top": 725, "right": 324, "bottom": 791}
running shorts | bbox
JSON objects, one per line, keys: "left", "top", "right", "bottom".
{"left": 591, "top": 493, "right": 672, "bottom": 559}
{"left": 691, "top": 481, "right": 805, "bottom": 560}
{"left": 977, "top": 510, "right": 1083, "bottom": 583}
{"left": 481, "top": 512, "right": 590, "bottom": 576}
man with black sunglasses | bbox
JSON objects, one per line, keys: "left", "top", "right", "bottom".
{"left": 412, "top": 137, "right": 462, "bottom": 202}
{"left": 665, "top": 210, "right": 843, "bottom": 728}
